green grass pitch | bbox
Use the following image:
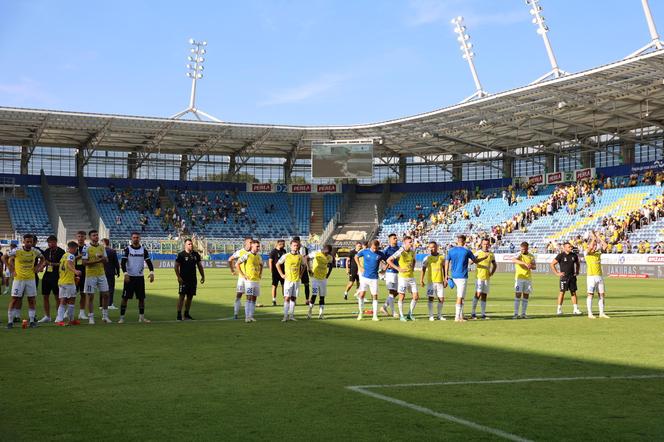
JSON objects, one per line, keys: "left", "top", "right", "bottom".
{"left": 2, "top": 269, "right": 663, "bottom": 441}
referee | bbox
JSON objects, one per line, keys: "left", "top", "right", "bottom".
{"left": 550, "top": 241, "right": 582, "bottom": 316}
{"left": 174, "top": 239, "right": 205, "bottom": 321}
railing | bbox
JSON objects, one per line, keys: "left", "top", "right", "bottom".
{"left": 79, "top": 176, "right": 110, "bottom": 239}
{"left": 57, "top": 216, "right": 68, "bottom": 246}
{"left": 319, "top": 213, "right": 339, "bottom": 246}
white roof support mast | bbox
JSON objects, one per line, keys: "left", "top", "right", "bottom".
{"left": 172, "top": 39, "right": 221, "bottom": 122}
{"left": 626, "top": 0, "right": 664, "bottom": 58}
{"left": 451, "top": 16, "right": 489, "bottom": 103}
{"left": 526, "top": 0, "right": 568, "bottom": 84}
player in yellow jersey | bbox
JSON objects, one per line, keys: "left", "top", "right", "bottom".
{"left": 82, "top": 230, "right": 110, "bottom": 324}
{"left": 6, "top": 234, "right": 44, "bottom": 329}
{"left": 419, "top": 241, "right": 447, "bottom": 321}
{"left": 471, "top": 238, "right": 497, "bottom": 320}
{"left": 55, "top": 241, "right": 82, "bottom": 326}
{"left": 585, "top": 231, "right": 609, "bottom": 319}
{"left": 277, "top": 240, "right": 307, "bottom": 322}
{"left": 511, "top": 241, "right": 536, "bottom": 319}
{"left": 307, "top": 245, "right": 334, "bottom": 319}
{"left": 237, "top": 240, "right": 263, "bottom": 323}
{"left": 387, "top": 236, "right": 418, "bottom": 321}
{"left": 228, "top": 237, "right": 252, "bottom": 320}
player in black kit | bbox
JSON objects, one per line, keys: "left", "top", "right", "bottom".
{"left": 550, "top": 241, "right": 582, "bottom": 316}
{"left": 174, "top": 239, "right": 205, "bottom": 321}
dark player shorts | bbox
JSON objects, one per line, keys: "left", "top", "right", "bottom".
{"left": 41, "top": 276, "right": 59, "bottom": 296}
{"left": 559, "top": 275, "right": 578, "bottom": 293}
{"left": 348, "top": 272, "right": 359, "bottom": 283}
{"left": 271, "top": 273, "right": 284, "bottom": 287}
{"left": 122, "top": 276, "right": 146, "bottom": 300}
{"left": 179, "top": 281, "right": 197, "bottom": 297}
{"left": 301, "top": 271, "right": 309, "bottom": 285}
{"left": 76, "top": 267, "right": 86, "bottom": 294}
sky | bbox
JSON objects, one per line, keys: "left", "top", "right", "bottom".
{"left": 0, "top": 0, "right": 662, "bottom": 126}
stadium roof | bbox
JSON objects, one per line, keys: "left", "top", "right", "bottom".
{"left": 1, "top": 49, "right": 664, "bottom": 166}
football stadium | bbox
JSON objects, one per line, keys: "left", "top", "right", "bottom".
{"left": 1, "top": 1, "right": 664, "bottom": 440}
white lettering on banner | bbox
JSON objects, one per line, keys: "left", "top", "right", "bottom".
{"left": 316, "top": 184, "right": 339, "bottom": 193}
{"left": 494, "top": 253, "right": 664, "bottom": 266}
{"left": 546, "top": 172, "right": 563, "bottom": 185}
{"left": 575, "top": 168, "right": 595, "bottom": 181}
{"left": 528, "top": 174, "right": 544, "bottom": 185}
{"left": 631, "top": 159, "right": 664, "bottom": 173}
{"left": 290, "top": 184, "right": 312, "bottom": 193}
{"left": 249, "top": 183, "right": 274, "bottom": 192}
{"left": 248, "top": 182, "right": 340, "bottom": 193}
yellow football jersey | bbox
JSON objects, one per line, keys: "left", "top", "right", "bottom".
{"left": 515, "top": 253, "right": 535, "bottom": 280}
{"left": 83, "top": 243, "right": 106, "bottom": 277}
{"left": 10, "top": 248, "right": 41, "bottom": 281}
{"left": 238, "top": 252, "right": 262, "bottom": 281}
{"left": 585, "top": 251, "right": 602, "bottom": 277}
{"left": 58, "top": 253, "right": 76, "bottom": 286}
{"left": 309, "top": 251, "right": 332, "bottom": 280}
{"left": 391, "top": 247, "right": 415, "bottom": 278}
{"left": 278, "top": 252, "right": 303, "bottom": 282}
{"left": 423, "top": 254, "right": 445, "bottom": 283}
{"left": 475, "top": 250, "right": 495, "bottom": 281}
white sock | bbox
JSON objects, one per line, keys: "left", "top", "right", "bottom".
{"left": 28, "top": 308, "right": 36, "bottom": 322}
{"left": 521, "top": 298, "right": 529, "bottom": 316}
{"left": 437, "top": 300, "right": 443, "bottom": 317}
{"left": 67, "top": 305, "right": 74, "bottom": 320}
{"left": 234, "top": 298, "right": 241, "bottom": 315}
{"left": 244, "top": 301, "right": 250, "bottom": 319}
{"left": 428, "top": 300, "right": 434, "bottom": 317}
{"left": 455, "top": 304, "right": 461, "bottom": 320}
{"left": 102, "top": 308, "right": 108, "bottom": 319}
{"left": 409, "top": 299, "right": 417, "bottom": 316}
{"left": 89, "top": 312, "right": 94, "bottom": 319}
{"left": 372, "top": 299, "right": 378, "bottom": 318}
{"left": 514, "top": 297, "right": 521, "bottom": 315}
{"left": 7, "top": 309, "right": 13, "bottom": 323}
{"left": 56, "top": 305, "right": 65, "bottom": 322}
{"left": 397, "top": 300, "right": 404, "bottom": 317}
{"left": 480, "top": 300, "right": 486, "bottom": 316}
{"left": 573, "top": 303, "right": 580, "bottom": 312}
{"left": 598, "top": 296, "right": 605, "bottom": 315}
{"left": 557, "top": 304, "right": 563, "bottom": 313}
{"left": 249, "top": 301, "right": 255, "bottom": 318}
{"left": 586, "top": 296, "right": 593, "bottom": 315}
{"left": 319, "top": 304, "right": 325, "bottom": 315}
{"left": 283, "top": 301, "right": 289, "bottom": 318}
{"left": 344, "top": 291, "right": 348, "bottom": 296}
{"left": 289, "top": 299, "right": 295, "bottom": 316}
{"left": 358, "top": 297, "right": 365, "bottom": 313}
{"left": 471, "top": 296, "right": 479, "bottom": 314}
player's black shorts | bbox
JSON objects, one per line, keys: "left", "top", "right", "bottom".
{"left": 271, "top": 273, "right": 284, "bottom": 287}
{"left": 122, "top": 276, "right": 146, "bottom": 300}
{"left": 301, "top": 271, "right": 310, "bottom": 284}
{"left": 179, "top": 280, "right": 197, "bottom": 297}
{"left": 41, "top": 276, "right": 59, "bottom": 296}
{"left": 559, "top": 275, "right": 578, "bottom": 293}
{"left": 348, "top": 272, "right": 359, "bottom": 283}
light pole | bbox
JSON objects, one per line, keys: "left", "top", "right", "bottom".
{"left": 172, "top": 38, "right": 221, "bottom": 122}
{"left": 451, "top": 16, "right": 488, "bottom": 102}
{"left": 626, "top": 0, "right": 664, "bottom": 58}
{"left": 526, "top": 0, "right": 567, "bottom": 83}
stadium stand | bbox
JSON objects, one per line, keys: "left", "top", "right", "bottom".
{"left": 323, "top": 194, "right": 343, "bottom": 225}
{"left": 7, "top": 187, "right": 53, "bottom": 238}
{"left": 290, "top": 193, "right": 311, "bottom": 237}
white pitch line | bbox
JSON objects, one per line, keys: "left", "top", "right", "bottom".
{"left": 346, "top": 374, "right": 664, "bottom": 441}
{"left": 347, "top": 385, "right": 531, "bottom": 442}
{"left": 348, "top": 373, "right": 664, "bottom": 389}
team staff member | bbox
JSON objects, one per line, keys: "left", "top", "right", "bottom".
{"left": 38, "top": 236, "right": 65, "bottom": 323}
{"left": 74, "top": 230, "right": 88, "bottom": 320}
{"left": 102, "top": 238, "right": 120, "bottom": 309}
{"left": 550, "top": 241, "right": 582, "bottom": 316}
{"left": 119, "top": 232, "right": 155, "bottom": 324}
{"left": 343, "top": 242, "right": 362, "bottom": 300}
{"left": 268, "top": 240, "right": 286, "bottom": 306}
{"left": 6, "top": 234, "right": 45, "bottom": 329}
{"left": 175, "top": 239, "right": 205, "bottom": 321}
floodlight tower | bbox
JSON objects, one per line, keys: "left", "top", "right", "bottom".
{"left": 626, "top": 0, "right": 664, "bottom": 58}
{"left": 526, "top": 0, "right": 568, "bottom": 83}
{"left": 172, "top": 38, "right": 221, "bottom": 122}
{"left": 451, "top": 16, "right": 488, "bottom": 102}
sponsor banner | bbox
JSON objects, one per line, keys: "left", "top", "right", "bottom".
{"left": 495, "top": 253, "right": 664, "bottom": 266}
{"left": 248, "top": 183, "right": 341, "bottom": 193}
{"left": 156, "top": 260, "right": 229, "bottom": 269}
{"left": 528, "top": 174, "right": 545, "bottom": 185}
{"left": 248, "top": 183, "right": 275, "bottom": 193}
{"left": 631, "top": 159, "right": 664, "bottom": 174}
{"left": 608, "top": 273, "right": 649, "bottom": 278}
{"left": 546, "top": 171, "right": 563, "bottom": 185}
{"left": 575, "top": 167, "right": 595, "bottom": 181}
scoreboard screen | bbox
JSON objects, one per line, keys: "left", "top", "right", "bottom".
{"left": 311, "top": 142, "right": 373, "bottom": 179}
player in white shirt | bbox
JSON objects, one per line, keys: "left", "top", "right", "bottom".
{"left": 228, "top": 237, "right": 252, "bottom": 320}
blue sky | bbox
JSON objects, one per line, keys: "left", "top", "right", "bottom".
{"left": 0, "top": 0, "right": 662, "bottom": 125}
